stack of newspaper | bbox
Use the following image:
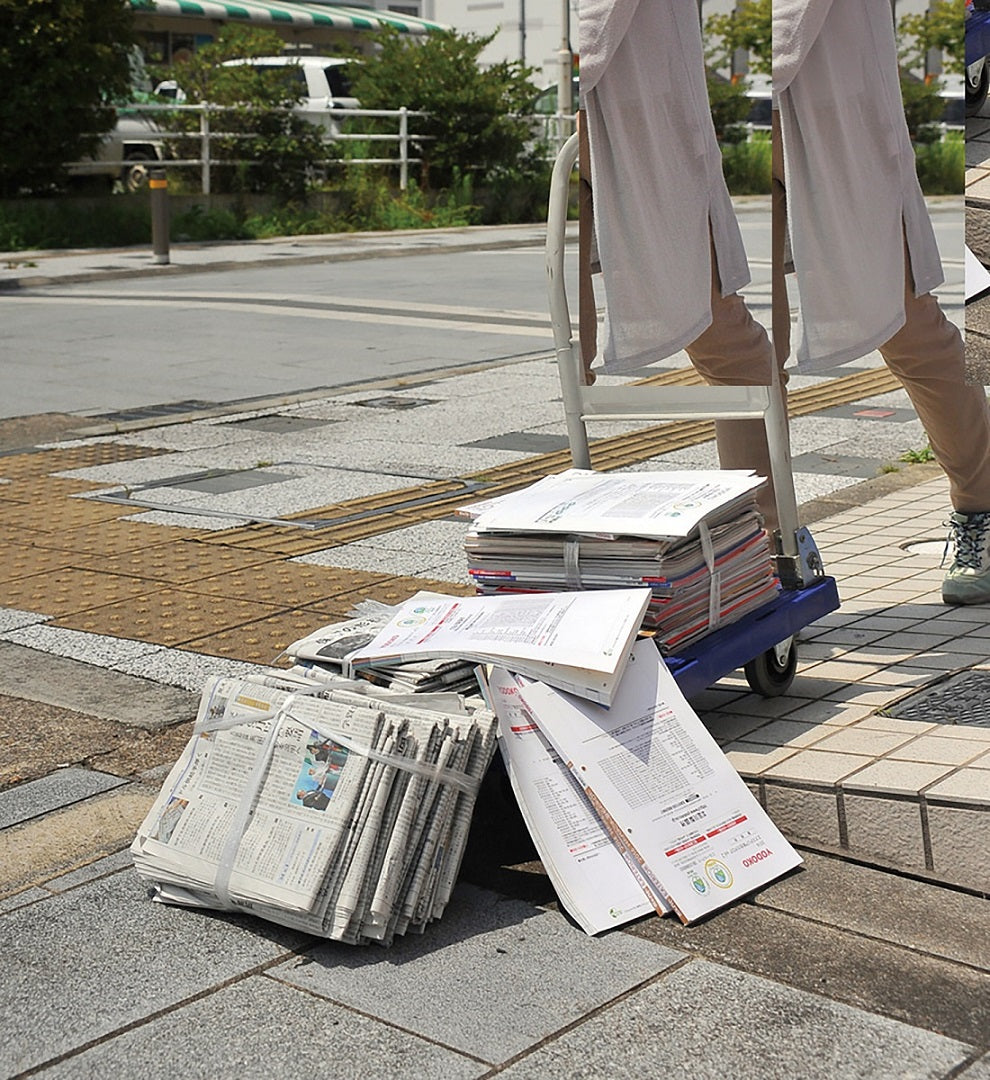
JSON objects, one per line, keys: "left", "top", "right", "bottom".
{"left": 482, "top": 639, "right": 803, "bottom": 933}
{"left": 131, "top": 671, "right": 497, "bottom": 945}
{"left": 282, "top": 599, "right": 479, "bottom": 695}
{"left": 461, "top": 469, "right": 780, "bottom": 654}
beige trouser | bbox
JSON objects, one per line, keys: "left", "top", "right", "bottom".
{"left": 688, "top": 112, "right": 990, "bottom": 515}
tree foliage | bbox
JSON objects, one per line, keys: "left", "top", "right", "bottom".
{"left": 0, "top": 0, "right": 136, "bottom": 196}
{"left": 897, "top": 0, "right": 965, "bottom": 76}
{"left": 347, "top": 28, "right": 545, "bottom": 190}
{"left": 704, "top": 0, "right": 771, "bottom": 77}
{"left": 156, "top": 27, "right": 329, "bottom": 201}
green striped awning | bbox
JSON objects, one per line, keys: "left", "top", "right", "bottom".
{"left": 130, "top": 0, "right": 445, "bottom": 34}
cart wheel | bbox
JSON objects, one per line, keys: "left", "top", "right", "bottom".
{"left": 744, "top": 637, "right": 797, "bottom": 697}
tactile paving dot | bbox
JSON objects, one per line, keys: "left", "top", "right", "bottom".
{"left": 179, "top": 609, "right": 347, "bottom": 664}
{"left": 0, "top": 443, "right": 171, "bottom": 481}
{"left": 54, "top": 589, "right": 286, "bottom": 646}
{"left": 362, "top": 576, "right": 475, "bottom": 605}
{"left": 93, "top": 541, "right": 277, "bottom": 585}
{"left": 185, "top": 563, "right": 389, "bottom": 606}
{"left": 1, "top": 477, "right": 106, "bottom": 502}
{"left": 0, "top": 498, "right": 132, "bottom": 532}
{"left": 0, "top": 547, "right": 99, "bottom": 585}
{"left": 0, "top": 569, "right": 155, "bottom": 617}
{"left": 26, "top": 519, "right": 191, "bottom": 556}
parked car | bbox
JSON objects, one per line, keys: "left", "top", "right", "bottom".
{"left": 967, "top": 0, "right": 990, "bottom": 116}
{"left": 67, "top": 113, "right": 166, "bottom": 192}
{"left": 221, "top": 55, "right": 359, "bottom": 133}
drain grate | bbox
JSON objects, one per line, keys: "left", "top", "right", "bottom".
{"left": 90, "top": 400, "right": 218, "bottom": 422}
{"left": 884, "top": 671, "right": 990, "bottom": 727}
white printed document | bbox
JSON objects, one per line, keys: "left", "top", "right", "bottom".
{"left": 463, "top": 469, "right": 765, "bottom": 539}
{"left": 514, "top": 639, "right": 802, "bottom": 924}
{"left": 484, "top": 666, "right": 661, "bottom": 935}
{"left": 346, "top": 589, "right": 652, "bottom": 706}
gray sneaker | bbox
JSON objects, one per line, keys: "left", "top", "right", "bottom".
{"left": 942, "top": 511, "right": 990, "bottom": 604}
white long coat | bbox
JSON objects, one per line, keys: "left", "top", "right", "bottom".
{"left": 773, "top": 0, "right": 944, "bottom": 370}
{"left": 580, "top": 0, "right": 751, "bottom": 374}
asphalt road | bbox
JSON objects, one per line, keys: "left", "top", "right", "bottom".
{"left": 0, "top": 207, "right": 962, "bottom": 424}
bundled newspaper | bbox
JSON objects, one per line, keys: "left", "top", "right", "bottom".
{"left": 282, "top": 598, "right": 478, "bottom": 695}
{"left": 461, "top": 469, "right": 780, "bottom": 654}
{"left": 132, "top": 672, "right": 497, "bottom": 945}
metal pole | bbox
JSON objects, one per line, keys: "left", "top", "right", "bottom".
{"left": 399, "top": 106, "right": 408, "bottom": 191}
{"left": 520, "top": 0, "right": 526, "bottom": 64}
{"left": 149, "top": 166, "right": 170, "bottom": 266}
{"left": 557, "top": 0, "right": 573, "bottom": 152}
{"left": 200, "top": 107, "right": 211, "bottom": 196}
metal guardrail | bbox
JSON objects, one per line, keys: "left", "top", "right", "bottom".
{"left": 71, "top": 103, "right": 579, "bottom": 195}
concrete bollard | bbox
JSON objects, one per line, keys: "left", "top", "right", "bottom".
{"left": 149, "top": 166, "right": 170, "bottom": 266}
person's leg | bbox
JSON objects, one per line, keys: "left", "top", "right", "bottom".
{"left": 879, "top": 259, "right": 990, "bottom": 602}
{"left": 685, "top": 239, "right": 784, "bottom": 530}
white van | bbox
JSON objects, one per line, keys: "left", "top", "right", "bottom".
{"left": 221, "top": 55, "right": 359, "bottom": 133}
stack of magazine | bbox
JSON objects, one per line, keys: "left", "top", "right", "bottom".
{"left": 131, "top": 671, "right": 497, "bottom": 946}
{"left": 461, "top": 469, "right": 780, "bottom": 654}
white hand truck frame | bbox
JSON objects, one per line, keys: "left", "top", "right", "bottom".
{"left": 545, "top": 132, "right": 839, "bottom": 698}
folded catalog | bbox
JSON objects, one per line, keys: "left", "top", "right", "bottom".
{"left": 132, "top": 672, "right": 497, "bottom": 946}
{"left": 483, "top": 639, "right": 802, "bottom": 932}
{"left": 460, "top": 469, "right": 779, "bottom": 654}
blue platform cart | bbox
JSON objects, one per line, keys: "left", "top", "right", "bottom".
{"left": 544, "top": 133, "right": 840, "bottom": 700}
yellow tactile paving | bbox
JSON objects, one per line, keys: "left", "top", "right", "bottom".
{"left": 0, "top": 443, "right": 170, "bottom": 481}
{"left": 26, "top": 519, "right": 193, "bottom": 555}
{"left": 0, "top": 477, "right": 109, "bottom": 502}
{"left": 179, "top": 608, "right": 348, "bottom": 664}
{"left": 0, "top": 568, "right": 158, "bottom": 618}
{"left": 182, "top": 561, "right": 391, "bottom": 607}
{"left": 0, "top": 497, "right": 134, "bottom": 533}
{"left": 0, "top": 547, "right": 100, "bottom": 586}
{"left": 91, "top": 540, "right": 279, "bottom": 586}
{"left": 54, "top": 588, "right": 287, "bottom": 646}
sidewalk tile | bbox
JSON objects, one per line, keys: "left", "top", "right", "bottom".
{"left": 763, "top": 784, "right": 841, "bottom": 848}
{"left": 889, "top": 735, "right": 990, "bottom": 767}
{"left": 761, "top": 749, "right": 873, "bottom": 784}
{"left": 494, "top": 961, "right": 971, "bottom": 1080}
{"left": 274, "top": 883, "right": 684, "bottom": 1064}
{"left": 842, "top": 794, "right": 926, "bottom": 870}
{"left": 33, "top": 976, "right": 485, "bottom": 1080}
{"left": 841, "top": 760, "right": 952, "bottom": 796}
{"left": 0, "top": 769, "right": 126, "bottom": 830}
{"left": 0, "top": 873, "right": 306, "bottom": 1076}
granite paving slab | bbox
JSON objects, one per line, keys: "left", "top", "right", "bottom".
{"left": 275, "top": 882, "right": 685, "bottom": 1065}
{"left": 0, "top": 768, "right": 126, "bottom": 829}
{"left": 753, "top": 851, "right": 990, "bottom": 970}
{"left": 495, "top": 959, "right": 973, "bottom": 1080}
{"left": 0, "top": 872, "right": 306, "bottom": 1076}
{"left": 33, "top": 975, "right": 486, "bottom": 1080}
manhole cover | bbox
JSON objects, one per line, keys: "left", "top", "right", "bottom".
{"left": 354, "top": 396, "right": 438, "bottom": 410}
{"left": 465, "top": 432, "right": 571, "bottom": 453}
{"left": 901, "top": 539, "right": 944, "bottom": 557}
{"left": 884, "top": 671, "right": 990, "bottom": 727}
{"left": 226, "top": 415, "right": 331, "bottom": 433}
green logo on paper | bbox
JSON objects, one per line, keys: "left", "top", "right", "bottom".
{"left": 705, "top": 859, "right": 733, "bottom": 889}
